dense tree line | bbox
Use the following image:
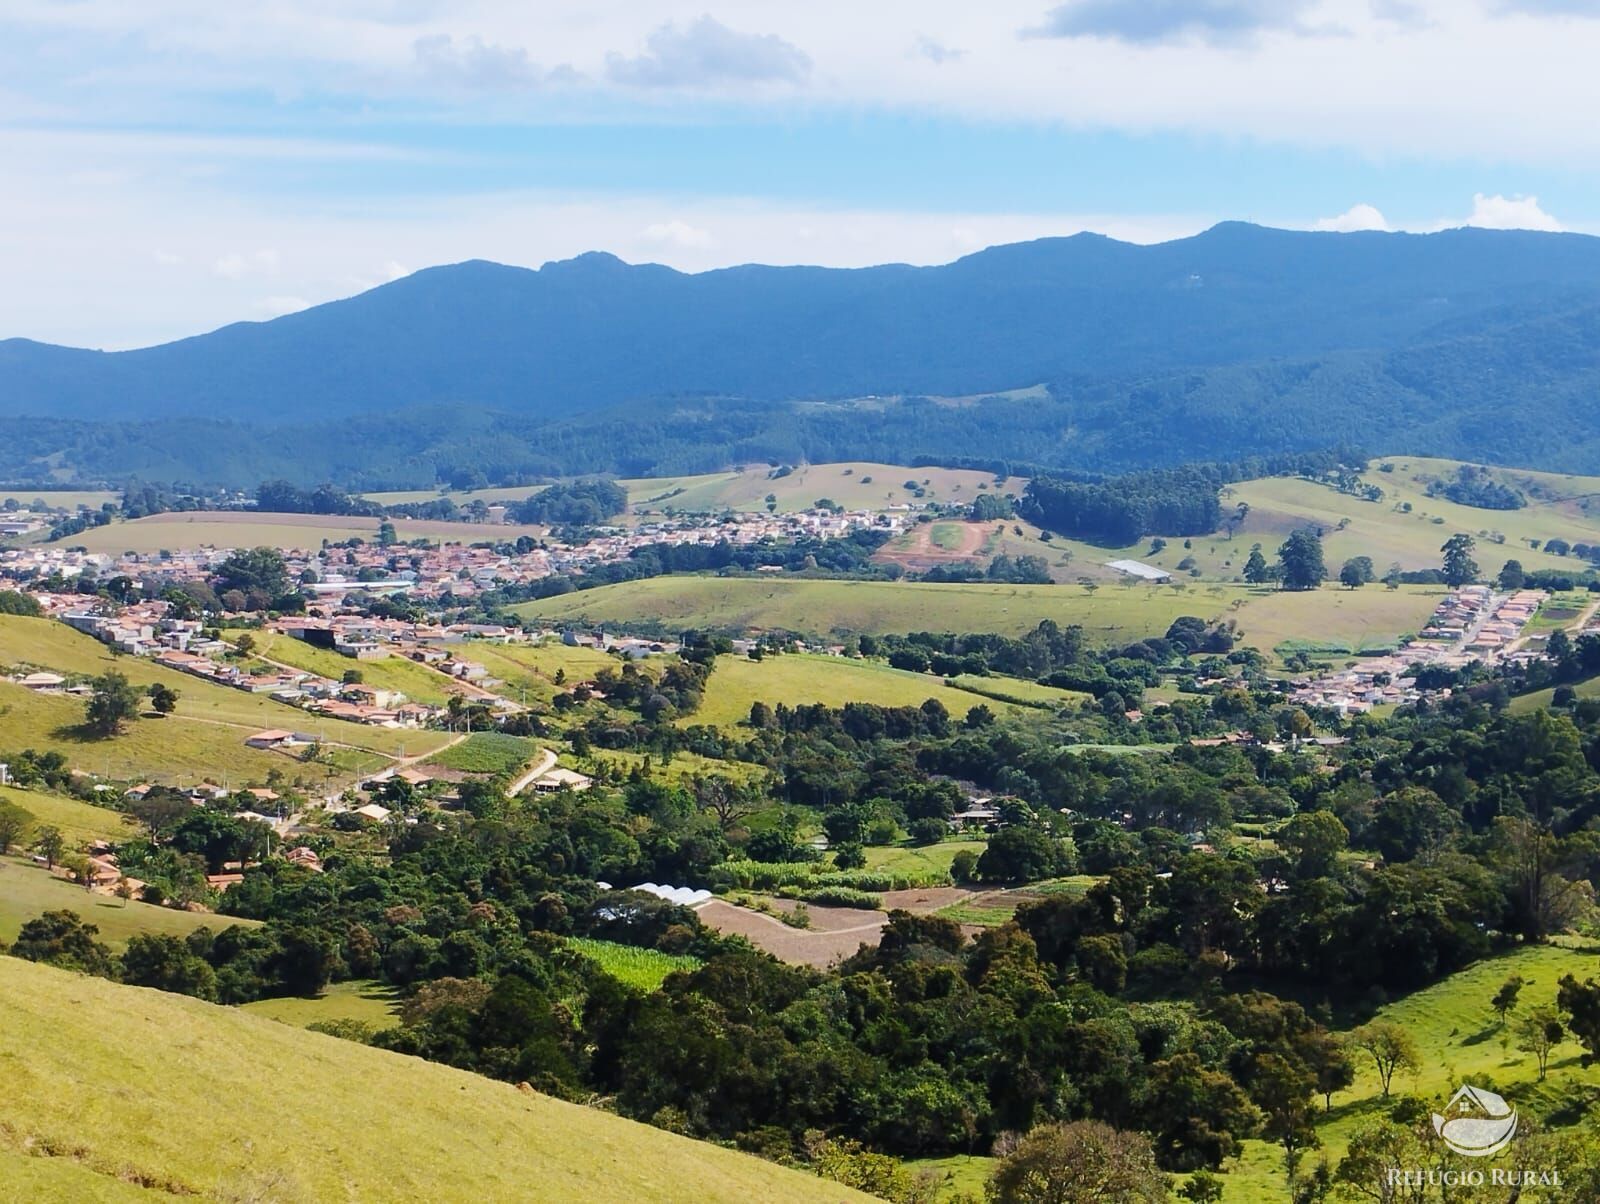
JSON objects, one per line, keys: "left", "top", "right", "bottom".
{"left": 508, "top": 480, "right": 628, "bottom": 525}
{"left": 1019, "top": 451, "right": 1359, "bottom": 547}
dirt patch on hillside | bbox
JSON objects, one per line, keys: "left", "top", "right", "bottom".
{"left": 874, "top": 521, "right": 996, "bottom": 573}
{"left": 696, "top": 899, "right": 885, "bottom": 967}
{"left": 695, "top": 888, "right": 981, "bottom": 967}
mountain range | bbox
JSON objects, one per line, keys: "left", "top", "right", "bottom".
{"left": 6, "top": 221, "right": 1600, "bottom": 487}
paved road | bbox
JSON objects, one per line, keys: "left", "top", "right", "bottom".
{"left": 507, "top": 747, "right": 558, "bottom": 796}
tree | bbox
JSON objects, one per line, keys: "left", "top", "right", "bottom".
{"left": 1277, "top": 811, "right": 1348, "bottom": 879}
{"left": 215, "top": 546, "right": 290, "bottom": 598}
{"left": 128, "top": 788, "right": 194, "bottom": 842}
{"left": 976, "top": 827, "right": 1074, "bottom": 883}
{"left": 1441, "top": 533, "right": 1479, "bottom": 587}
{"left": 33, "top": 825, "right": 65, "bottom": 870}
{"left": 1557, "top": 974, "right": 1600, "bottom": 1066}
{"left": 234, "top": 633, "right": 257, "bottom": 658}
{"left": 121, "top": 933, "right": 218, "bottom": 1000}
{"left": 1251, "top": 1053, "right": 1320, "bottom": 1194}
{"left": 1276, "top": 531, "right": 1326, "bottom": 591}
{"left": 0, "top": 800, "right": 30, "bottom": 855}
{"left": 84, "top": 670, "right": 141, "bottom": 737}
{"left": 1334, "top": 1121, "right": 1433, "bottom": 1204}
{"left": 1515, "top": 1004, "right": 1563, "bottom": 1079}
{"left": 1491, "top": 974, "right": 1524, "bottom": 1028}
{"left": 1243, "top": 545, "right": 1270, "bottom": 585}
{"left": 1304, "top": 1030, "right": 1355, "bottom": 1113}
{"left": 986, "top": 1120, "right": 1168, "bottom": 1204}
{"left": 1347, "top": 1021, "right": 1419, "bottom": 1097}
{"left": 8, "top": 910, "right": 116, "bottom": 977}
{"left": 1498, "top": 558, "right": 1526, "bottom": 591}
{"left": 1338, "top": 556, "right": 1374, "bottom": 588}
{"left": 1144, "top": 1052, "right": 1260, "bottom": 1170}
{"left": 377, "top": 520, "right": 398, "bottom": 547}
{"left": 148, "top": 682, "right": 180, "bottom": 714}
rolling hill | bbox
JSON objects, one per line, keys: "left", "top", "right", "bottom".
{"left": 11, "top": 224, "right": 1600, "bottom": 485}
{"left": 0, "top": 957, "right": 873, "bottom": 1202}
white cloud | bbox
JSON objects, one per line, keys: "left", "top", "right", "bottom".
{"left": 384, "top": 259, "right": 411, "bottom": 280}
{"left": 213, "top": 249, "right": 281, "bottom": 278}
{"left": 13, "top": 2, "right": 1600, "bottom": 165}
{"left": 1314, "top": 202, "right": 1390, "bottom": 232}
{"left": 606, "top": 16, "right": 811, "bottom": 88}
{"left": 411, "top": 32, "right": 574, "bottom": 89}
{"left": 1456, "top": 192, "right": 1564, "bottom": 231}
{"left": 1027, "top": 0, "right": 1319, "bottom": 45}
{"left": 640, "top": 220, "right": 714, "bottom": 249}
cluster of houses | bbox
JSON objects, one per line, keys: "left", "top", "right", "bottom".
{"left": 1289, "top": 586, "right": 1550, "bottom": 714}
{"left": 0, "top": 500, "right": 903, "bottom": 608}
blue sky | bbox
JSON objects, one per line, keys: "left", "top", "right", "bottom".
{"left": 5, "top": 0, "right": 1600, "bottom": 347}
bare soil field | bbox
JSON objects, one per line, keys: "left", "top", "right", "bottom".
{"left": 696, "top": 887, "right": 980, "bottom": 967}
{"left": 874, "top": 521, "right": 995, "bottom": 572}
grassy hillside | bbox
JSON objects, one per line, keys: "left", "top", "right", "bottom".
{"left": 64, "top": 511, "right": 544, "bottom": 555}
{"left": 0, "top": 855, "right": 253, "bottom": 947}
{"left": 689, "top": 654, "right": 1053, "bottom": 728}
{"left": 514, "top": 576, "right": 1440, "bottom": 660}
{"left": 0, "top": 958, "right": 871, "bottom": 1203}
{"left": 241, "top": 979, "right": 401, "bottom": 1031}
{"left": 515, "top": 577, "right": 1239, "bottom": 640}
{"left": 0, "top": 615, "right": 450, "bottom": 780}
{"left": 0, "top": 786, "right": 131, "bottom": 847}
{"left": 1223, "top": 941, "right": 1600, "bottom": 1201}
{"left": 627, "top": 462, "right": 1023, "bottom": 516}
{"left": 228, "top": 629, "right": 462, "bottom": 706}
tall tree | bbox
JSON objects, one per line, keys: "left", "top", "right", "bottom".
{"left": 1276, "top": 531, "right": 1326, "bottom": 591}
{"left": 1441, "top": 533, "right": 1479, "bottom": 587}
{"left": 1338, "top": 556, "right": 1375, "bottom": 588}
{"left": 1243, "top": 545, "right": 1270, "bottom": 585}
{"left": 33, "top": 825, "right": 65, "bottom": 870}
{"left": 84, "top": 670, "right": 141, "bottom": 737}
{"left": 0, "top": 800, "right": 30, "bottom": 855}
{"left": 1515, "top": 1005, "right": 1563, "bottom": 1079}
{"left": 1347, "top": 1021, "right": 1419, "bottom": 1098}
{"left": 986, "top": 1120, "right": 1169, "bottom": 1204}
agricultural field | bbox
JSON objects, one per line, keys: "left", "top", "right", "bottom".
{"left": 0, "top": 957, "right": 870, "bottom": 1203}
{"left": 62, "top": 510, "right": 544, "bottom": 555}
{"left": 426, "top": 731, "right": 540, "bottom": 775}
{"left": 863, "top": 840, "right": 986, "bottom": 880}
{"left": 1231, "top": 583, "right": 1446, "bottom": 659}
{"left": 567, "top": 937, "right": 701, "bottom": 991}
{"left": 227, "top": 629, "right": 461, "bottom": 706}
{"left": 242, "top": 979, "right": 402, "bottom": 1031}
{"left": 623, "top": 461, "right": 1023, "bottom": 517}
{"left": 586, "top": 747, "right": 769, "bottom": 786}
{"left": 515, "top": 575, "right": 1441, "bottom": 665}
{"left": 0, "top": 785, "right": 132, "bottom": 847}
{"left": 0, "top": 855, "right": 256, "bottom": 948}
{"left": 0, "top": 615, "right": 449, "bottom": 780}
{"left": 1224, "top": 941, "right": 1600, "bottom": 1201}
{"left": 688, "top": 653, "right": 1040, "bottom": 728}
{"left": 5, "top": 489, "right": 121, "bottom": 510}
{"left": 932, "top": 876, "right": 1099, "bottom": 928}
{"left": 515, "top": 576, "right": 1248, "bottom": 641}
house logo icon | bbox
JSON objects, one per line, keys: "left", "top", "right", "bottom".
{"left": 1432, "top": 1084, "right": 1518, "bottom": 1157}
